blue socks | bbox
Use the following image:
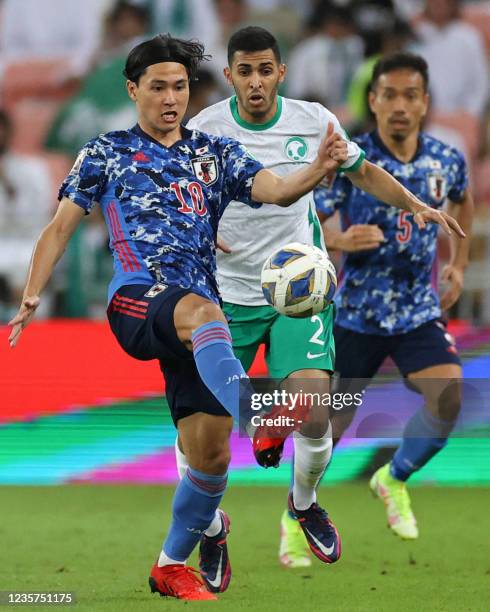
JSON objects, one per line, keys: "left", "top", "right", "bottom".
{"left": 391, "top": 407, "right": 456, "bottom": 481}
{"left": 163, "top": 467, "right": 227, "bottom": 562}
{"left": 192, "top": 321, "right": 249, "bottom": 424}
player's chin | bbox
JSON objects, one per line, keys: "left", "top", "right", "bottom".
{"left": 390, "top": 129, "right": 409, "bottom": 142}
{"left": 159, "top": 112, "right": 182, "bottom": 128}
{"left": 246, "top": 98, "right": 269, "bottom": 115}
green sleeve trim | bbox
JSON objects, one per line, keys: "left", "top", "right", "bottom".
{"left": 308, "top": 203, "right": 325, "bottom": 250}
{"left": 339, "top": 149, "right": 365, "bottom": 173}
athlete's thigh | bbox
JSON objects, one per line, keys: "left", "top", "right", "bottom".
{"left": 108, "top": 283, "right": 191, "bottom": 362}
{"left": 330, "top": 325, "right": 390, "bottom": 439}
{"left": 268, "top": 304, "right": 336, "bottom": 379}
{"left": 333, "top": 324, "right": 389, "bottom": 380}
{"left": 391, "top": 320, "right": 463, "bottom": 419}
{"left": 160, "top": 357, "right": 231, "bottom": 426}
{"left": 390, "top": 319, "right": 461, "bottom": 377}
{"left": 223, "top": 302, "right": 276, "bottom": 372}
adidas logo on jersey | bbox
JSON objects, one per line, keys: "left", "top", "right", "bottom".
{"left": 132, "top": 151, "right": 150, "bottom": 162}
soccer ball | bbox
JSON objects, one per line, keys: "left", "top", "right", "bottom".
{"left": 261, "top": 242, "right": 337, "bottom": 318}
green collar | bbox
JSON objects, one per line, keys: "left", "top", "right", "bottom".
{"left": 229, "top": 95, "right": 283, "bottom": 131}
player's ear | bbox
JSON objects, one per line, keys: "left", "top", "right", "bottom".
{"left": 126, "top": 80, "right": 138, "bottom": 102}
{"left": 224, "top": 67, "right": 233, "bottom": 86}
{"left": 278, "top": 63, "right": 287, "bottom": 84}
{"left": 421, "top": 91, "right": 430, "bottom": 118}
{"left": 367, "top": 89, "right": 377, "bottom": 114}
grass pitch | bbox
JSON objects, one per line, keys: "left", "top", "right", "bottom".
{"left": 0, "top": 484, "right": 488, "bottom": 612}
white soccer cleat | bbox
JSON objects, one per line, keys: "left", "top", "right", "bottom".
{"left": 369, "top": 464, "right": 419, "bottom": 540}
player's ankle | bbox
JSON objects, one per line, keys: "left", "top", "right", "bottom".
{"left": 158, "top": 550, "right": 185, "bottom": 567}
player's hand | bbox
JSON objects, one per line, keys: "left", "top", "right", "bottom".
{"left": 8, "top": 295, "right": 40, "bottom": 348}
{"left": 412, "top": 207, "right": 466, "bottom": 238}
{"left": 216, "top": 235, "right": 232, "bottom": 253}
{"left": 318, "top": 122, "right": 348, "bottom": 174}
{"left": 440, "top": 264, "right": 464, "bottom": 310}
{"left": 338, "top": 224, "right": 385, "bottom": 252}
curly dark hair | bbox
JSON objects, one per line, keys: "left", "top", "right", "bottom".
{"left": 123, "top": 33, "right": 210, "bottom": 83}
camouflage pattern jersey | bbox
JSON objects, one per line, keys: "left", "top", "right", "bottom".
{"left": 59, "top": 124, "right": 264, "bottom": 304}
{"left": 316, "top": 130, "right": 468, "bottom": 335}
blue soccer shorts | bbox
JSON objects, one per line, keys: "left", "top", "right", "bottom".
{"left": 333, "top": 318, "right": 461, "bottom": 381}
{"left": 107, "top": 283, "right": 229, "bottom": 424}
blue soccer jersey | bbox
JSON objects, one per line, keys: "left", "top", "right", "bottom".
{"left": 317, "top": 130, "right": 468, "bottom": 335}
{"left": 60, "top": 125, "right": 263, "bottom": 304}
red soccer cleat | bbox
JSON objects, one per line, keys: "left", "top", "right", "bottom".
{"left": 252, "top": 400, "right": 312, "bottom": 468}
{"left": 149, "top": 562, "right": 217, "bottom": 601}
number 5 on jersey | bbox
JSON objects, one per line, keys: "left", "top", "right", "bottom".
{"left": 396, "top": 210, "right": 412, "bottom": 244}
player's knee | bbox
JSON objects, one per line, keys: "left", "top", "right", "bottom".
{"left": 191, "top": 301, "right": 227, "bottom": 331}
{"left": 174, "top": 294, "right": 227, "bottom": 348}
{"left": 426, "top": 383, "right": 462, "bottom": 423}
{"left": 437, "top": 385, "right": 461, "bottom": 422}
{"left": 300, "top": 405, "right": 330, "bottom": 437}
{"left": 185, "top": 432, "right": 231, "bottom": 475}
{"left": 193, "top": 447, "right": 231, "bottom": 475}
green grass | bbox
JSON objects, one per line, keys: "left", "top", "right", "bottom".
{"left": 0, "top": 485, "right": 488, "bottom": 611}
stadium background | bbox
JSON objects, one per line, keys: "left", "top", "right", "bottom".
{"left": 0, "top": 1, "right": 489, "bottom": 610}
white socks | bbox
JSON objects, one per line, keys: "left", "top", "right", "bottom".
{"left": 158, "top": 550, "right": 183, "bottom": 567}
{"left": 174, "top": 436, "right": 188, "bottom": 480}
{"left": 292, "top": 424, "right": 333, "bottom": 511}
{"left": 174, "top": 437, "right": 223, "bottom": 538}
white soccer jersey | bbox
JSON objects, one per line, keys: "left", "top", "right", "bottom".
{"left": 187, "top": 96, "right": 364, "bottom": 305}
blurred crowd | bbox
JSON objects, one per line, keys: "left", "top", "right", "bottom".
{"left": 0, "top": 0, "right": 489, "bottom": 323}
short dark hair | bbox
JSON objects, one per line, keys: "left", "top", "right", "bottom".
{"left": 0, "top": 109, "right": 12, "bottom": 133}
{"left": 370, "top": 52, "right": 429, "bottom": 91}
{"left": 109, "top": 0, "right": 150, "bottom": 27}
{"left": 124, "top": 33, "right": 209, "bottom": 83}
{"left": 227, "top": 26, "right": 281, "bottom": 65}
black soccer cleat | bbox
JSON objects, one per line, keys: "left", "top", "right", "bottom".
{"left": 198, "top": 510, "right": 231, "bottom": 593}
{"left": 288, "top": 492, "right": 341, "bottom": 564}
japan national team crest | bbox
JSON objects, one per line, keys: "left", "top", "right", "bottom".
{"left": 191, "top": 154, "right": 219, "bottom": 186}
{"left": 427, "top": 172, "right": 447, "bottom": 203}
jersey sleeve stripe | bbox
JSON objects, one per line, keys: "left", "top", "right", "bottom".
{"left": 108, "top": 202, "right": 141, "bottom": 272}
{"left": 107, "top": 203, "right": 133, "bottom": 272}
{"left": 107, "top": 203, "right": 132, "bottom": 272}
{"left": 109, "top": 202, "right": 141, "bottom": 272}
{"left": 340, "top": 149, "right": 366, "bottom": 173}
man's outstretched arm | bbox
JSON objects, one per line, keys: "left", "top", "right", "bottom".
{"left": 440, "top": 190, "right": 474, "bottom": 310}
{"left": 8, "top": 198, "right": 85, "bottom": 347}
{"left": 348, "top": 160, "right": 465, "bottom": 238}
{"left": 251, "top": 122, "right": 348, "bottom": 206}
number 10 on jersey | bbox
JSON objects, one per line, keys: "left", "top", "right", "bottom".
{"left": 171, "top": 181, "right": 207, "bottom": 216}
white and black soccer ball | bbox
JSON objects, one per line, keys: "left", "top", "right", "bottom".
{"left": 261, "top": 242, "right": 337, "bottom": 318}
